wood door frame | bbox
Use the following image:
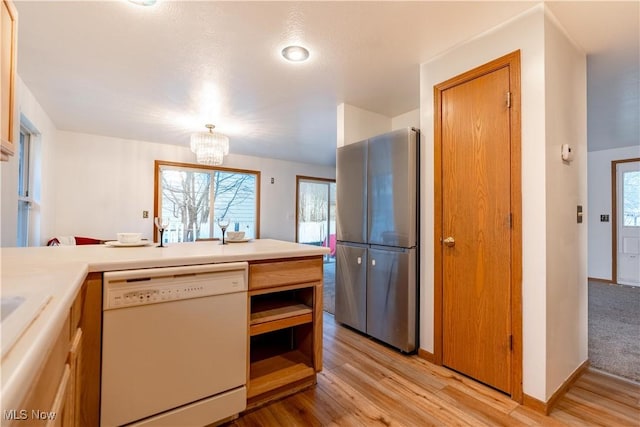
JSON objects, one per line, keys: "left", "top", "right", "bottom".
{"left": 295, "top": 175, "right": 336, "bottom": 243}
{"left": 433, "top": 50, "right": 523, "bottom": 402}
{"left": 611, "top": 157, "right": 640, "bottom": 284}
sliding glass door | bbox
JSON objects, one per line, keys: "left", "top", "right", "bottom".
{"left": 296, "top": 176, "right": 336, "bottom": 258}
{"left": 296, "top": 176, "right": 336, "bottom": 314}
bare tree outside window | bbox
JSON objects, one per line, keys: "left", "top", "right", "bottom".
{"left": 155, "top": 161, "right": 260, "bottom": 243}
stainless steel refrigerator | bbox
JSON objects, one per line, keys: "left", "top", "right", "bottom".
{"left": 335, "top": 127, "right": 419, "bottom": 353}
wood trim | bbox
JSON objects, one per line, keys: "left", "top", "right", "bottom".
{"left": 433, "top": 50, "right": 522, "bottom": 402}
{"left": 546, "top": 360, "right": 590, "bottom": 414}
{"left": 294, "top": 175, "right": 336, "bottom": 243}
{"left": 523, "top": 360, "right": 590, "bottom": 415}
{"left": 314, "top": 282, "right": 323, "bottom": 372}
{"left": 611, "top": 157, "right": 640, "bottom": 284}
{"left": 79, "top": 272, "right": 102, "bottom": 427}
{"left": 588, "top": 276, "right": 614, "bottom": 284}
{"left": 522, "top": 394, "right": 547, "bottom": 414}
{"left": 433, "top": 82, "right": 444, "bottom": 367}
{"left": 417, "top": 348, "right": 436, "bottom": 364}
{"left": 154, "top": 160, "right": 261, "bottom": 242}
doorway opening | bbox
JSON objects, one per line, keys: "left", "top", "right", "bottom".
{"left": 612, "top": 159, "right": 640, "bottom": 286}
{"left": 295, "top": 176, "right": 336, "bottom": 314}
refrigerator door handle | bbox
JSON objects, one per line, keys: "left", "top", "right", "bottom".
{"left": 371, "top": 259, "right": 376, "bottom": 267}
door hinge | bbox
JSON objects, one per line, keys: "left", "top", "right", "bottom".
{"left": 508, "top": 213, "right": 513, "bottom": 228}
{"left": 509, "top": 335, "right": 513, "bottom": 351}
{"left": 506, "top": 91, "right": 512, "bottom": 108}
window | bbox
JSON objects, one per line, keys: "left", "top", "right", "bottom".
{"left": 17, "top": 128, "right": 32, "bottom": 247}
{"left": 623, "top": 170, "right": 639, "bottom": 227}
{"left": 154, "top": 161, "right": 260, "bottom": 243}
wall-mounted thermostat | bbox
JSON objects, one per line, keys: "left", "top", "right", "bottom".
{"left": 561, "top": 144, "right": 574, "bottom": 162}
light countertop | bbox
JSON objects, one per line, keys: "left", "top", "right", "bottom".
{"left": 0, "top": 239, "right": 329, "bottom": 412}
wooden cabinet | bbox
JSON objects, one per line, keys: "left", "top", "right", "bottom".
{"left": 246, "top": 256, "right": 323, "bottom": 409}
{"left": 1, "top": 0, "right": 17, "bottom": 161}
{"left": 14, "top": 273, "right": 101, "bottom": 427}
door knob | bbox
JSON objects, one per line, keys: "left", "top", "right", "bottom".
{"left": 443, "top": 237, "right": 455, "bottom": 247}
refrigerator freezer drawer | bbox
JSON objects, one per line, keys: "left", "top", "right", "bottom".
{"left": 335, "top": 243, "right": 367, "bottom": 333}
{"left": 367, "top": 247, "right": 417, "bottom": 352}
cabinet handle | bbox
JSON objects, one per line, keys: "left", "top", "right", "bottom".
{"left": 371, "top": 259, "right": 376, "bottom": 267}
{"left": 357, "top": 257, "right": 361, "bottom": 265}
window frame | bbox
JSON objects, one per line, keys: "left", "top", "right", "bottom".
{"left": 154, "top": 160, "right": 261, "bottom": 242}
{"left": 17, "top": 127, "right": 32, "bottom": 247}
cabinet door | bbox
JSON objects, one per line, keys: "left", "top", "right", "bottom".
{"left": 67, "top": 328, "right": 82, "bottom": 427}
{"left": 46, "top": 364, "right": 71, "bottom": 427}
{"left": 367, "top": 247, "right": 416, "bottom": 352}
{"left": 1, "top": 0, "right": 17, "bottom": 160}
{"left": 335, "top": 243, "right": 367, "bottom": 333}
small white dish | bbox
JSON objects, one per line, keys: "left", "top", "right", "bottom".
{"left": 227, "top": 231, "right": 245, "bottom": 240}
{"left": 117, "top": 232, "right": 142, "bottom": 244}
{"left": 226, "top": 238, "right": 251, "bottom": 243}
{"left": 104, "top": 241, "right": 152, "bottom": 247}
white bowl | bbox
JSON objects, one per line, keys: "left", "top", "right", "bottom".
{"left": 227, "top": 231, "right": 245, "bottom": 241}
{"left": 117, "top": 233, "right": 142, "bottom": 244}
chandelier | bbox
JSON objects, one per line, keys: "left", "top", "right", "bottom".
{"left": 190, "top": 124, "right": 229, "bottom": 165}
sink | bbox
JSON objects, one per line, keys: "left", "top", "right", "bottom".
{"left": 1, "top": 293, "right": 51, "bottom": 358}
{"left": 1, "top": 295, "right": 26, "bottom": 321}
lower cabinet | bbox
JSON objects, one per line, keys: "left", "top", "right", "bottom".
{"left": 15, "top": 273, "right": 100, "bottom": 427}
{"left": 246, "top": 256, "right": 323, "bottom": 409}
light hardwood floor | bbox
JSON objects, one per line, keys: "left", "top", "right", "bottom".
{"left": 227, "top": 313, "right": 640, "bottom": 426}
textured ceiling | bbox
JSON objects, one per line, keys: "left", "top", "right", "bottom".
{"left": 15, "top": 1, "right": 639, "bottom": 165}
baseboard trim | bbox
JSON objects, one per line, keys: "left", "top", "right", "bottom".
{"left": 588, "top": 276, "right": 614, "bottom": 284}
{"left": 417, "top": 348, "right": 437, "bottom": 364}
{"left": 523, "top": 360, "right": 590, "bottom": 415}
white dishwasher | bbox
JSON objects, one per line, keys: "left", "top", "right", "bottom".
{"left": 101, "top": 262, "right": 248, "bottom": 427}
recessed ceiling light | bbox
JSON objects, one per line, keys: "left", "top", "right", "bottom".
{"left": 281, "top": 45, "right": 310, "bottom": 62}
{"left": 128, "top": 0, "right": 157, "bottom": 6}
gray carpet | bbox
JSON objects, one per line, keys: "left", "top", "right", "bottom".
{"left": 589, "top": 280, "right": 640, "bottom": 382}
{"left": 323, "top": 261, "right": 335, "bottom": 315}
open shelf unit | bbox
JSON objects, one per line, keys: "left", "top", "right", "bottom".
{"left": 247, "top": 257, "right": 323, "bottom": 408}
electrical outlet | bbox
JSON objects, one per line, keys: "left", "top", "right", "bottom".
{"left": 143, "top": 210, "right": 149, "bottom": 219}
{"left": 271, "top": 177, "right": 275, "bottom": 184}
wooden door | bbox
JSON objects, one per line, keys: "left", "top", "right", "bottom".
{"left": 438, "top": 60, "right": 516, "bottom": 393}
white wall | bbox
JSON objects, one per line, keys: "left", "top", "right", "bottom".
{"left": 588, "top": 145, "right": 640, "bottom": 280}
{"left": 1, "top": 77, "right": 58, "bottom": 247}
{"left": 543, "top": 10, "right": 588, "bottom": 398}
{"left": 53, "top": 131, "right": 334, "bottom": 243}
{"left": 420, "top": 5, "right": 548, "bottom": 400}
{"left": 337, "top": 104, "right": 420, "bottom": 148}
{"left": 391, "top": 109, "right": 420, "bottom": 130}
{"left": 337, "top": 103, "right": 391, "bottom": 147}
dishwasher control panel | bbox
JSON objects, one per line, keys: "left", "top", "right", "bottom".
{"left": 103, "top": 262, "right": 248, "bottom": 310}
{"left": 109, "top": 285, "right": 209, "bottom": 307}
